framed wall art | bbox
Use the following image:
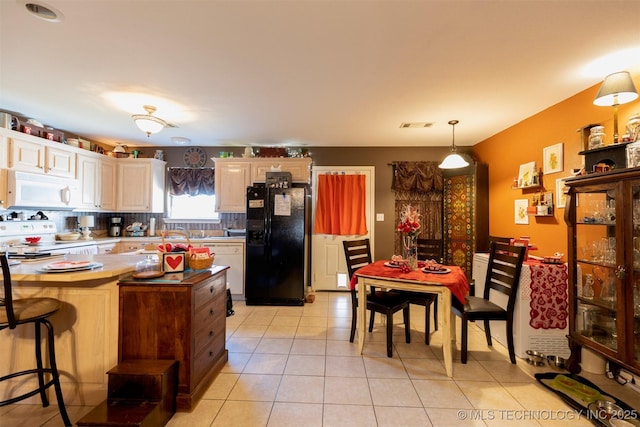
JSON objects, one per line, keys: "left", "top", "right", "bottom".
{"left": 555, "top": 177, "right": 570, "bottom": 208}
{"left": 514, "top": 199, "right": 529, "bottom": 224}
{"left": 517, "top": 161, "right": 537, "bottom": 187}
{"left": 543, "top": 143, "right": 563, "bottom": 174}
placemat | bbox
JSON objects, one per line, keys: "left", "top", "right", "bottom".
{"left": 535, "top": 372, "right": 639, "bottom": 426}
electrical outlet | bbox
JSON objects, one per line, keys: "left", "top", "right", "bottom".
{"left": 376, "top": 213, "right": 384, "bottom": 221}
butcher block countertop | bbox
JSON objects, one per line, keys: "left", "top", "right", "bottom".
{"left": 8, "top": 254, "right": 144, "bottom": 282}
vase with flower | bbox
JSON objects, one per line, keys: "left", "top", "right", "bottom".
{"left": 397, "top": 204, "right": 420, "bottom": 269}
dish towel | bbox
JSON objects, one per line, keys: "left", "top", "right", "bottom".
{"left": 529, "top": 261, "right": 568, "bottom": 329}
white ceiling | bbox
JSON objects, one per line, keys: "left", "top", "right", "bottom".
{"left": 1, "top": 0, "right": 639, "bottom": 149}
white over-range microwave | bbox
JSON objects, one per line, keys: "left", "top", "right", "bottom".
{"left": 3, "top": 169, "right": 80, "bottom": 210}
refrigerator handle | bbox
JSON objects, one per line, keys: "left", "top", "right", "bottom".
{"left": 265, "top": 212, "right": 271, "bottom": 250}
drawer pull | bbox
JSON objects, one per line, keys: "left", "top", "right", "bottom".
{"left": 209, "top": 351, "right": 214, "bottom": 357}
{"left": 209, "top": 330, "right": 214, "bottom": 337}
{"left": 210, "top": 309, "right": 215, "bottom": 316}
{"left": 209, "top": 286, "right": 214, "bottom": 293}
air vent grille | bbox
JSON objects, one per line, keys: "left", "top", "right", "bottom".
{"left": 400, "top": 122, "right": 434, "bottom": 128}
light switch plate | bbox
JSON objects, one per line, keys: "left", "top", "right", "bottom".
{"left": 376, "top": 213, "right": 384, "bottom": 221}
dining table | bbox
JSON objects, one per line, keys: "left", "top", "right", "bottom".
{"left": 353, "top": 260, "right": 470, "bottom": 377}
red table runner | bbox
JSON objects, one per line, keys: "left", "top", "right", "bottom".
{"left": 351, "top": 260, "right": 469, "bottom": 304}
{"left": 528, "top": 260, "right": 568, "bottom": 329}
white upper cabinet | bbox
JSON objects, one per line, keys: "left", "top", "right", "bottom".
{"left": 213, "top": 157, "right": 312, "bottom": 213}
{"left": 116, "top": 158, "right": 166, "bottom": 212}
{"left": 7, "top": 132, "right": 76, "bottom": 178}
{"left": 77, "top": 153, "right": 116, "bottom": 211}
{"left": 251, "top": 158, "right": 312, "bottom": 184}
{"left": 214, "top": 160, "right": 252, "bottom": 213}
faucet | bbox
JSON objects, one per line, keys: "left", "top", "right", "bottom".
{"left": 173, "top": 226, "right": 192, "bottom": 238}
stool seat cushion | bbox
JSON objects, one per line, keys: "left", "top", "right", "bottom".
{"left": 0, "top": 298, "right": 60, "bottom": 327}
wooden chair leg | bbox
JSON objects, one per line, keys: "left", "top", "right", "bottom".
{"left": 484, "top": 319, "right": 493, "bottom": 346}
{"left": 386, "top": 312, "right": 393, "bottom": 357}
{"left": 349, "top": 307, "right": 357, "bottom": 343}
{"left": 369, "top": 310, "right": 375, "bottom": 332}
{"left": 424, "top": 305, "right": 431, "bottom": 345}
{"left": 403, "top": 306, "right": 411, "bottom": 344}
{"left": 433, "top": 298, "right": 438, "bottom": 331}
{"left": 506, "top": 320, "right": 516, "bottom": 364}
{"left": 461, "top": 317, "right": 469, "bottom": 364}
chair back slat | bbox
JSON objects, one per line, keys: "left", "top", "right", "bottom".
{"left": 0, "top": 254, "right": 17, "bottom": 328}
{"left": 416, "top": 238, "right": 442, "bottom": 261}
{"left": 343, "top": 239, "right": 373, "bottom": 279}
{"left": 483, "top": 242, "right": 526, "bottom": 309}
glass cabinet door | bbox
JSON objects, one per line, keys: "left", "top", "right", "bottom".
{"left": 633, "top": 182, "right": 640, "bottom": 364}
{"left": 574, "top": 184, "right": 619, "bottom": 353}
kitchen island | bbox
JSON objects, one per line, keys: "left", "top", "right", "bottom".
{"left": 0, "top": 254, "right": 228, "bottom": 410}
{"left": 0, "top": 254, "right": 143, "bottom": 406}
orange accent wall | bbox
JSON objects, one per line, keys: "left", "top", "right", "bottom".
{"left": 472, "top": 73, "right": 640, "bottom": 257}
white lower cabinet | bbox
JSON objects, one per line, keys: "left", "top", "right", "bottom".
{"left": 202, "top": 242, "right": 245, "bottom": 298}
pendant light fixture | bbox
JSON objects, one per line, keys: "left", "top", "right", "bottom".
{"left": 593, "top": 71, "right": 638, "bottom": 144}
{"left": 132, "top": 105, "right": 168, "bottom": 137}
{"left": 439, "top": 120, "right": 469, "bottom": 169}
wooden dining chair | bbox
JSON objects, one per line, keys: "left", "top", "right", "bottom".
{"left": 396, "top": 238, "right": 440, "bottom": 344}
{"left": 343, "top": 239, "right": 411, "bottom": 357}
{"left": 0, "top": 254, "right": 72, "bottom": 426}
{"left": 451, "top": 242, "right": 526, "bottom": 364}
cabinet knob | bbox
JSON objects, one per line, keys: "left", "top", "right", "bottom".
{"left": 210, "top": 309, "right": 215, "bottom": 316}
{"left": 209, "top": 286, "right": 214, "bottom": 293}
{"left": 209, "top": 351, "right": 214, "bottom": 357}
{"left": 209, "top": 330, "right": 214, "bottom": 337}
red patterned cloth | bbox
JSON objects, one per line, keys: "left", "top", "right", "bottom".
{"left": 528, "top": 260, "right": 568, "bottom": 329}
{"left": 350, "top": 260, "right": 469, "bottom": 304}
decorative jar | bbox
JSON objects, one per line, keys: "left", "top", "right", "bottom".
{"left": 588, "top": 126, "right": 606, "bottom": 150}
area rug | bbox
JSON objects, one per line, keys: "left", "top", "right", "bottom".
{"left": 535, "top": 372, "right": 639, "bottom": 426}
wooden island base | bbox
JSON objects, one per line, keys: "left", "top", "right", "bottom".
{"left": 118, "top": 266, "right": 230, "bottom": 411}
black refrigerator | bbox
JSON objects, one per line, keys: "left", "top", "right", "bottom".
{"left": 245, "top": 184, "right": 309, "bottom": 306}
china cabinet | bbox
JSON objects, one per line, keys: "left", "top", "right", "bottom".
{"left": 564, "top": 167, "right": 640, "bottom": 376}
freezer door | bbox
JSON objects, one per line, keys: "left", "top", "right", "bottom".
{"left": 245, "top": 186, "right": 270, "bottom": 302}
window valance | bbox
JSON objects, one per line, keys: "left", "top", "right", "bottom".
{"left": 392, "top": 161, "right": 443, "bottom": 193}
{"left": 168, "top": 167, "right": 215, "bottom": 196}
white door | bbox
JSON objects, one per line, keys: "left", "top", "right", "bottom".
{"left": 311, "top": 166, "right": 374, "bottom": 291}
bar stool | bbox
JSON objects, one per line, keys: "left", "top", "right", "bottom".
{"left": 0, "top": 254, "right": 71, "bottom": 426}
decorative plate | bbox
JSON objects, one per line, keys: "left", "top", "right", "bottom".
{"left": 183, "top": 146, "right": 207, "bottom": 168}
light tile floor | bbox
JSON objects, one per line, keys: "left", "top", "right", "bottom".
{"left": 2, "top": 291, "right": 640, "bottom": 426}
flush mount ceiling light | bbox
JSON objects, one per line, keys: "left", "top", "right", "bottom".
{"left": 132, "top": 105, "right": 169, "bottom": 137}
{"left": 593, "top": 71, "right": 638, "bottom": 143}
{"left": 171, "top": 136, "right": 191, "bottom": 145}
{"left": 439, "top": 120, "right": 469, "bottom": 169}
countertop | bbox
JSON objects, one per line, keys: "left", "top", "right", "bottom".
{"left": 9, "top": 253, "right": 232, "bottom": 283}
{"left": 8, "top": 254, "right": 144, "bottom": 282}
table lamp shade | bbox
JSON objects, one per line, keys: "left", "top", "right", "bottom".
{"left": 593, "top": 71, "right": 638, "bottom": 106}
{"left": 79, "top": 216, "right": 95, "bottom": 228}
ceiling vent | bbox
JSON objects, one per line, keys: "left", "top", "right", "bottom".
{"left": 399, "top": 122, "right": 434, "bottom": 129}
{"left": 23, "top": 1, "right": 64, "bottom": 22}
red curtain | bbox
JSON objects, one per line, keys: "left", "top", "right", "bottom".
{"left": 314, "top": 174, "right": 367, "bottom": 235}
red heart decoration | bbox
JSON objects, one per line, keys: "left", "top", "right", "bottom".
{"left": 165, "top": 255, "right": 183, "bottom": 270}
